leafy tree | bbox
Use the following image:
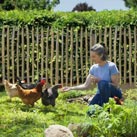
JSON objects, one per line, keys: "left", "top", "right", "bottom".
{"left": 123, "top": 0, "right": 137, "bottom": 9}
{"left": 72, "top": 2, "right": 96, "bottom": 12}
{"left": 0, "top": 0, "right": 60, "bottom": 10}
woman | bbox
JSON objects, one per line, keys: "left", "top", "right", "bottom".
{"left": 62, "top": 43, "right": 122, "bottom": 106}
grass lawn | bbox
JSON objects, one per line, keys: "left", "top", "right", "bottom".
{"left": 0, "top": 89, "right": 92, "bottom": 137}
{"left": 0, "top": 88, "right": 137, "bottom": 137}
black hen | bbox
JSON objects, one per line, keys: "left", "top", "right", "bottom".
{"left": 16, "top": 77, "right": 44, "bottom": 89}
{"left": 41, "top": 84, "right": 62, "bottom": 107}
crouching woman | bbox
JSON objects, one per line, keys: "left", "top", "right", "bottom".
{"left": 62, "top": 43, "right": 122, "bottom": 106}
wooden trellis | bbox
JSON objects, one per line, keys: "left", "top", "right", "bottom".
{"left": 0, "top": 26, "right": 137, "bottom": 87}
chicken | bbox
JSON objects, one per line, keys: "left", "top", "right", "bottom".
{"left": 16, "top": 79, "right": 46, "bottom": 106}
{"left": 41, "top": 84, "right": 62, "bottom": 107}
{"left": 3, "top": 80, "right": 19, "bottom": 99}
{"left": 16, "top": 76, "right": 42, "bottom": 89}
{"left": 113, "top": 96, "right": 123, "bottom": 105}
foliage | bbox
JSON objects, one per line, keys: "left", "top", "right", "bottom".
{"left": 0, "top": 0, "right": 60, "bottom": 11}
{"left": 0, "top": 88, "right": 137, "bottom": 137}
{"left": 123, "top": 0, "right": 137, "bottom": 10}
{"left": 0, "top": 9, "right": 136, "bottom": 28}
{"left": 123, "top": 88, "right": 137, "bottom": 100}
{"left": 86, "top": 98, "right": 137, "bottom": 136}
{"left": 72, "top": 2, "right": 96, "bottom": 12}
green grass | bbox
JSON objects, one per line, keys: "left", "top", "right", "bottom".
{"left": 0, "top": 88, "right": 137, "bottom": 137}
{"left": 0, "top": 90, "right": 90, "bottom": 137}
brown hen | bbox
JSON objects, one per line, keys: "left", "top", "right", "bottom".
{"left": 16, "top": 79, "right": 46, "bottom": 106}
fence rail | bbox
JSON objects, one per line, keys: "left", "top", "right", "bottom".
{"left": 0, "top": 26, "right": 137, "bottom": 87}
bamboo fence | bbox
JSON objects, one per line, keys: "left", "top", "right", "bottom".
{"left": 0, "top": 26, "right": 137, "bottom": 87}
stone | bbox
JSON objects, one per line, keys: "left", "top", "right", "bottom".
{"left": 44, "top": 124, "right": 74, "bottom": 137}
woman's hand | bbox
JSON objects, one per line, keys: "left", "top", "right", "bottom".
{"left": 61, "top": 87, "right": 72, "bottom": 92}
{"left": 90, "top": 75, "right": 100, "bottom": 84}
{"left": 61, "top": 74, "right": 93, "bottom": 92}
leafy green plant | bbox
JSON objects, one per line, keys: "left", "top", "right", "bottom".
{"left": 0, "top": 10, "right": 137, "bottom": 28}
{"left": 85, "top": 97, "right": 137, "bottom": 137}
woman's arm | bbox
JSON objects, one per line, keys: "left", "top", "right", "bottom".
{"left": 62, "top": 74, "right": 92, "bottom": 92}
{"left": 111, "top": 73, "right": 120, "bottom": 88}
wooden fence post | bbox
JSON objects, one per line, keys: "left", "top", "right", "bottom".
{"left": 55, "top": 29, "right": 59, "bottom": 84}
{"left": 134, "top": 26, "right": 137, "bottom": 87}
{"left": 2, "top": 27, "right": 5, "bottom": 82}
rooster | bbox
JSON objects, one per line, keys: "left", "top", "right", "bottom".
{"left": 41, "top": 84, "right": 62, "bottom": 106}
{"left": 3, "top": 80, "right": 19, "bottom": 99}
{"left": 16, "top": 79, "right": 46, "bottom": 106}
{"left": 16, "top": 76, "right": 42, "bottom": 89}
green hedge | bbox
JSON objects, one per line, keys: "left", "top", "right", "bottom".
{"left": 0, "top": 9, "right": 137, "bottom": 28}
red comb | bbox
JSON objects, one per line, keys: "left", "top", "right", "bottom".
{"left": 40, "top": 79, "right": 46, "bottom": 85}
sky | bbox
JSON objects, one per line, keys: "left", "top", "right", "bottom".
{"left": 54, "top": 0, "right": 128, "bottom": 12}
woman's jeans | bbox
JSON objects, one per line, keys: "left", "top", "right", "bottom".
{"left": 89, "top": 80, "right": 122, "bottom": 106}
